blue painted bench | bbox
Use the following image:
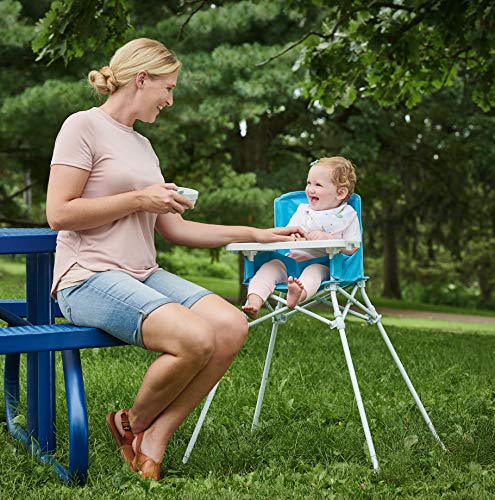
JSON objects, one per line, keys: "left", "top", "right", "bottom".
{"left": 0, "top": 228, "right": 132, "bottom": 483}
{"left": 0, "top": 305, "right": 126, "bottom": 484}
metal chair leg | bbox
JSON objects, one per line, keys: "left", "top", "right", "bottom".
{"left": 359, "top": 285, "right": 446, "bottom": 450}
{"left": 252, "top": 299, "right": 285, "bottom": 431}
{"left": 330, "top": 288, "right": 380, "bottom": 472}
{"left": 182, "top": 382, "right": 220, "bottom": 464}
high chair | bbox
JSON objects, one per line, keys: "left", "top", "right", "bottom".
{"left": 182, "top": 191, "right": 445, "bottom": 472}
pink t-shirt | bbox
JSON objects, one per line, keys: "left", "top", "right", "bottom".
{"left": 50, "top": 107, "right": 164, "bottom": 296}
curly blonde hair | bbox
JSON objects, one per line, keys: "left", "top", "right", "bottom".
{"left": 313, "top": 156, "right": 357, "bottom": 202}
{"left": 88, "top": 38, "right": 181, "bottom": 95}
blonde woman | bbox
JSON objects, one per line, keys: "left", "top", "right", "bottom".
{"left": 46, "top": 38, "right": 304, "bottom": 480}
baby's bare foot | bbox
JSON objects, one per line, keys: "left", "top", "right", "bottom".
{"left": 242, "top": 304, "right": 260, "bottom": 320}
{"left": 287, "top": 277, "right": 307, "bottom": 308}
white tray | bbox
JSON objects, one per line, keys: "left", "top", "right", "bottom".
{"left": 225, "top": 240, "right": 360, "bottom": 260}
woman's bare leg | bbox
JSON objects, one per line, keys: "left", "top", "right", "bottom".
{"left": 113, "top": 294, "right": 248, "bottom": 464}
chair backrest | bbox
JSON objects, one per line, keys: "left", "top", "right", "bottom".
{"left": 273, "top": 191, "right": 365, "bottom": 284}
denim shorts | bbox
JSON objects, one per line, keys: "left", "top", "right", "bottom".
{"left": 56, "top": 269, "right": 212, "bottom": 348}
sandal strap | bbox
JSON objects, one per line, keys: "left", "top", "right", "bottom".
{"left": 121, "top": 409, "right": 133, "bottom": 441}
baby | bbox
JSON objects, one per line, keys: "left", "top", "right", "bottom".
{"left": 242, "top": 156, "right": 361, "bottom": 319}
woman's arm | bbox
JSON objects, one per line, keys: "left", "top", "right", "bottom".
{"left": 155, "top": 213, "right": 305, "bottom": 247}
{"left": 46, "top": 165, "right": 192, "bottom": 232}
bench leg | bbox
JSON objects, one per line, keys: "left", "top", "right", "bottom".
{"left": 4, "top": 353, "right": 27, "bottom": 441}
{"left": 3, "top": 349, "right": 89, "bottom": 484}
{"left": 26, "top": 253, "right": 56, "bottom": 453}
{"left": 62, "top": 349, "right": 89, "bottom": 485}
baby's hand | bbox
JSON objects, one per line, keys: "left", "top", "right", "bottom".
{"left": 307, "top": 230, "right": 332, "bottom": 241}
{"left": 291, "top": 232, "right": 306, "bottom": 241}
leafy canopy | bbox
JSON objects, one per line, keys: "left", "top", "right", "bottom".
{"left": 32, "top": 0, "right": 132, "bottom": 65}
{"left": 291, "top": 0, "right": 495, "bottom": 111}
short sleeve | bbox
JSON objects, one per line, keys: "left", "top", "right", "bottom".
{"left": 343, "top": 209, "right": 361, "bottom": 241}
{"left": 51, "top": 112, "right": 94, "bottom": 171}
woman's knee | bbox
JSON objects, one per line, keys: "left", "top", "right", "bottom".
{"left": 172, "top": 319, "right": 216, "bottom": 367}
{"left": 142, "top": 304, "right": 215, "bottom": 364}
{"left": 212, "top": 306, "right": 248, "bottom": 356}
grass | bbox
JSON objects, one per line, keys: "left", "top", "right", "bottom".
{"left": 378, "top": 315, "right": 495, "bottom": 335}
{"left": 1, "top": 258, "right": 495, "bottom": 497}
{"left": 371, "top": 296, "right": 495, "bottom": 318}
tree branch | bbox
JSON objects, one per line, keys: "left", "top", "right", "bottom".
{"left": 387, "top": 1, "right": 441, "bottom": 45}
{"left": 256, "top": 31, "right": 325, "bottom": 67}
{"left": 256, "top": 0, "right": 383, "bottom": 67}
{"left": 177, "top": 0, "right": 208, "bottom": 41}
{"left": 3, "top": 180, "right": 39, "bottom": 202}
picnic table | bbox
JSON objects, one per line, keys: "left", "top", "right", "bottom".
{"left": 0, "top": 228, "right": 125, "bottom": 484}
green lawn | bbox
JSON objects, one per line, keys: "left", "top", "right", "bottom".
{"left": 1, "top": 258, "right": 495, "bottom": 497}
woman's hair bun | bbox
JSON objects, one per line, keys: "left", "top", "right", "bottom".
{"left": 88, "top": 66, "right": 119, "bottom": 95}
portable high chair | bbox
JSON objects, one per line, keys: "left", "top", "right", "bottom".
{"left": 183, "top": 191, "right": 445, "bottom": 471}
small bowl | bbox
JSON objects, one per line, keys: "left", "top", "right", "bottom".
{"left": 177, "top": 187, "right": 199, "bottom": 208}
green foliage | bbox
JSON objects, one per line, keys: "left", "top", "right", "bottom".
{"left": 293, "top": 0, "right": 495, "bottom": 111}
{"left": 0, "top": 0, "right": 32, "bottom": 47}
{"left": 156, "top": 247, "right": 237, "bottom": 280}
{"left": 32, "top": 0, "right": 132, "bottom": 65}
{"left": 186, "top": 170, "right": 278, "bottom": 228}
{"left": 1, "top": 0, "right": 494, "bottom": 306}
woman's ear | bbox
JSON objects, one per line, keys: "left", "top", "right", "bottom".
{"left": 337, "top": 186, "right": 349, "bottom": 200}
{"left": 135, "top": 70, "right": 148, "bottom": 89}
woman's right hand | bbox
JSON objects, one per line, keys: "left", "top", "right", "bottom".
{"left": 137, "top": 183, "right": 193, "bottom": 214}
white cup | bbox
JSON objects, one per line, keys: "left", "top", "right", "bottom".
{"left": 177, "top": 187, "right": 199, "bottom": 208}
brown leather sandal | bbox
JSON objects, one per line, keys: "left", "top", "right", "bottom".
{"left": 132, "top": 431, "right": 162, "bottom": 481}
{"left": 106, "top": 409, "right": 135, "bottom": 470}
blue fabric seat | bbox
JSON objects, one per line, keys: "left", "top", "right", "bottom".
{"left": 243, "top": 191, "right": 367, "bottom": 291}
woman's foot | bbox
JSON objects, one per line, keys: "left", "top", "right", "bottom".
{"left": 287, "top": 277, "right": 307, "bottom": 308}
{"left": 132, "top": 430, "right": 164, "bottom": 481}
{"left": 242, "top": 294, "right": 264, "bottom": 320}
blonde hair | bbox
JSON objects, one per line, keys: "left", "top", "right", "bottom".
{"left": 88, "top": 38, "right": 181, "bottom": 95}
{"left": 313, "top": 156, "right": 357, "bottom": 202}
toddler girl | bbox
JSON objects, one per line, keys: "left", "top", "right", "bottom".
{"left": 242, "top": 156, "right": 361, "bottom": 319}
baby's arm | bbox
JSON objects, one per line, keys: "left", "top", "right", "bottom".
{"left": 306, "top": 230, "right": 358, "bottom": 255}
{"left": 306, "top": 230, "right": 332, "bottom": 240}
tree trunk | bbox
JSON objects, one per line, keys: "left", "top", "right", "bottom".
{"left": 382, "top": 218, "right": 401, "bottom": 298}
{"left": 478, "top": 259, "right": 493, "bottom": 305}
{"left": 238, "top": 253, "right": 247, "bottom": 305}
{"left": 23, "top": 170, "right": 32, "bottom": 214}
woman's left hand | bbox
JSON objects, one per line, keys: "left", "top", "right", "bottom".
{"left": 254, "top": 226, "right": 307, "bottom": 243}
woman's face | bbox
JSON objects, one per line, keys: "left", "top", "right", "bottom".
{"left": 137, "top": 70, "right": 179, "bottom": 123}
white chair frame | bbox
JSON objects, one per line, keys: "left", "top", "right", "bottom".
{"left": 182, "top": 241, "right": 446, "bottom": 472}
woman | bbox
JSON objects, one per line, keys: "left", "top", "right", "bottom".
{"left": 46, "top": 38, "right": 304, "bottom": 480}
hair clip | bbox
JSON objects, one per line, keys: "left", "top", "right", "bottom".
{"left": 309, "top": 159, "right": 319, "bottom": 167}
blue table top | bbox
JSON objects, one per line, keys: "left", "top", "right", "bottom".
{"left": 0, "top": 228, "right": 57, "bottom": 254}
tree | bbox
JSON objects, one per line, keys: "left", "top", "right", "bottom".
{"left": 32, "top": 1, "right": 495, "bottom": 112}
{"left": 4, "top": 0, "right": 495, "bottom": 306}
{"left": 287, "top": 0, "right": 495, "bottom": 112}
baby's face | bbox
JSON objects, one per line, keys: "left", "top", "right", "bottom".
{"left": 305, "top": 165, "right": 348, "bottom": 211}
